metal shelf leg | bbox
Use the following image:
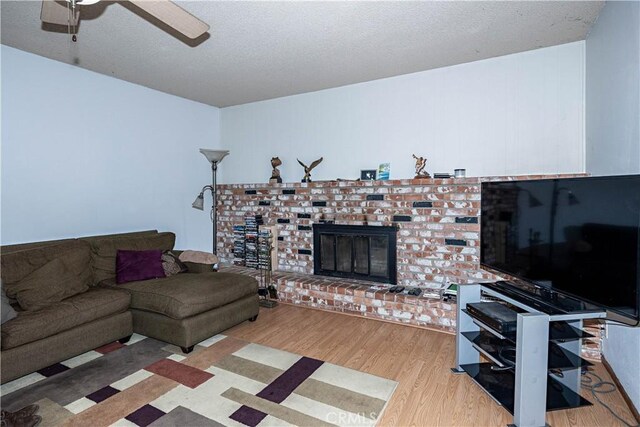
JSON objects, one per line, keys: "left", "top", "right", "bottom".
{"left": 514, "top": 312, "right": 550, "bottom": 427}
{"left": 452, "top": 283, "right": 481, "bottom": 373}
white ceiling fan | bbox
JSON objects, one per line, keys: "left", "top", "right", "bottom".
{"left": 40, "top": 0, "right": 210, "bottom": 40}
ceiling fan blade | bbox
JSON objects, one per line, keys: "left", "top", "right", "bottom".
{"left": 128, "top": 0, "right": 209, "bottom": 39}
{"left": 41, "top": 0, "right": 79, "bottom": 26}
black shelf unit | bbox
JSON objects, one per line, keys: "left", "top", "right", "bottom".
{"left": 549, "top": 321, "right": 595, "bottom": 342}
{"left": 462, "top": 310, "right": 595, "bottom": 344}
{"left": 460, "top": 363, "right": 592, "bottom": 414}
{"left": 453, "top": 284, "right": 606, "bottom": 427}
{"left": 461, "top": 331, "right": 593, "bottom": 371}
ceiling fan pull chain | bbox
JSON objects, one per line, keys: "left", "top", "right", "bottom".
{"left": 72, "top": 0, "right": 77, "bottom": 42}
{"left": 66, "top": 2, "right": 71, "bottom": 40}
{"left": 67, "top": 0, "right": 77, "bottom": 42}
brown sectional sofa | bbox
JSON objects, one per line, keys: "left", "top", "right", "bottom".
{"left": 1, "top": 238, "right": 133, "bottom": 383}
{"left": 1, "top": 230, "right": 259, "bottom": 384}
{"left": 100, "top": 271, "right": 258, "bottom": 352}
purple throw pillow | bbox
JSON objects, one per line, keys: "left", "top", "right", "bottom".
{"left": 116, "top": 250, "right": 165, "bottom": 284}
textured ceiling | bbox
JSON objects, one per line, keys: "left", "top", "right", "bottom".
{"left": 1, "top": 1, "right": 604, "bottom": 107}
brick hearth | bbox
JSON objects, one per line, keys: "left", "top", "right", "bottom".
{"left": 221, "top": 265, "right": 456, "bottom": 332}
{"left": 221, "top": 265, "right": 602, "bottom": 359}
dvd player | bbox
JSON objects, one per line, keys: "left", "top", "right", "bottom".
{"left": 466, "top": 302, "right": 519, "bottom": 335}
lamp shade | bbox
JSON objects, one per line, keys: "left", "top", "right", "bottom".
{"left": 192, "top": 193, "right": 205, "bottom": 210}
{"left": 199, "top": 149, "right": 229, "bottom": 164}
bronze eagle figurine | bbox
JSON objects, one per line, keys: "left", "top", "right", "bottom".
{"left": 297, "top": 157, "right": 323, "bottom": 182}
{"left": 412, "top": 154, "right": 430, "bottom": 179}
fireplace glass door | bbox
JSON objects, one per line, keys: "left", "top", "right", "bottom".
{"left": 313, "top": 224, "right": 397, "bottom": 284}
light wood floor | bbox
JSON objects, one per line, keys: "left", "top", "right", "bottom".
{"left": 225, "top": 304, "right": 636, "bottom": 427}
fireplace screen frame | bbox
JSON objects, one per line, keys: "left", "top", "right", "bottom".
{"left": 312, "top": 224, "right": 398, "bottom": 284}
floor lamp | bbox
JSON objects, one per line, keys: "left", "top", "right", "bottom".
{"left": 192, "top": 149, "right": 229, "bottom": 255}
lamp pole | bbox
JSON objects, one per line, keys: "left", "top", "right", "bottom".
{"left": 211, "top": 160, "right": 218, "bottom": 255}
{"left": 194, "top": 149, "right": 229, "bottom": 256}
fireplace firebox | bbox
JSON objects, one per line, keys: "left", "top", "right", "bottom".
{"left": 312, "top": 224, "right": 397, "bottom": 284}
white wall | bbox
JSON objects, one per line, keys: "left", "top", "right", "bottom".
{"left": 603, "top": 323, "right": 640, "bottom": 412}
{"left": 1, "top": 46, "right": 222, "bottom": 251}
{"left": 585, "top": 1, "right": 640, "bottom": 413}
{"left": 586, "top": 1, "right": 640, "bottom": 175}
{"left": 220, "top": 41, "right": 586, "bottom": 184}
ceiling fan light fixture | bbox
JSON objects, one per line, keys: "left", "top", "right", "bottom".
{"left": 42, "top": 0, "right": 210, "bottom": 40}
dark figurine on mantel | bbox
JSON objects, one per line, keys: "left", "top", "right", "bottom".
{"left": 297, "top": 157, "right": 323, "bottom": 182}
{"left": 270, "top": 157, "right": 282, "bottom": 183}
{"left": 412, "top": 154, "right": 431, "bottom": 179}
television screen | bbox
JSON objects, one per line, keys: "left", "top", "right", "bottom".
{"left": 481, "top": 175, "right": 640, "bottom": 324}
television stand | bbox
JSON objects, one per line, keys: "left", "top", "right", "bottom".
{"left": 451, "top": 283, "right": 606, "bottom": 427}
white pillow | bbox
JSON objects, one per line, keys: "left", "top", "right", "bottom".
{"left": 178, "top": 250, "right": 219, "bottom": 265}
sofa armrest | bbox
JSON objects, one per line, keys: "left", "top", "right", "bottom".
{"left": 184, "top": 262, "right": 216, "bottom": 274}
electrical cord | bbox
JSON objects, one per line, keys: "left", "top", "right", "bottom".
{"left": 498, "top": 346, "right": 516, "bottom": 366}
{"left": 489, "top": 346, "right": 516, "bottom": 371}
{"left": 581, "top": 370, "right": 638, "bottom": 427}
{"left": 489, "top": 365, "right": 513, "bottom": 371}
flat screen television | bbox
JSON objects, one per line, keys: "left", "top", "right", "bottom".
{"left": 481, "top": 175, "right": 640, "bottom": 326}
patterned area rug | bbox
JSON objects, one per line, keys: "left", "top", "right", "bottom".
{"left": 1, "top": 334, "right": 397, "bottom": 426}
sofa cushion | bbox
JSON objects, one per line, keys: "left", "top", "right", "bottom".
{"left": 1, "top": 284, "right": 17, "bottom": 325}
{"left": 9, "top": 257, "right": 89, "bottom": 311}
{"left": 89, "top": 232, "right": 176, "bottom": 284}
{"left": 1, "top": 230, "right": 158, "bottom": 256}
{"left": 116, "top": 250, "right": 165, "bottom": 284}
{"left": 80, "top": 230, "right": 159, "bottom": 245}
{"left": 3, "top": 244, "right": 93, "bottom": 310}
{"left": 1, "top": 238, "right": 76, "bottom": 255}
{"left": 183, "top": 262, "right": 215, "bottom": 274}
{"left": 161, "top": 251, "right": 188, "bottom": 277}
{"left": 1, "top": 240, "right": 92, "bottom": 287}
{"left": 1, "top": 288, "right": 130, "bottom": 350}
{"left": 103, "top": 273, "right": 258, "bottom": 320}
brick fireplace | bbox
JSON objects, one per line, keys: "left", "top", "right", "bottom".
{"left": 218, "top": 176, "right": 500, "bottom": 296}
{"left": 216, "top": 173, "right": 600, "bottom": 359}
{"left": 217, "top": 175, "right": 584, "bottom": 293}
{"left": 313, "top": 223, "right": 397, "bottom": 284}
